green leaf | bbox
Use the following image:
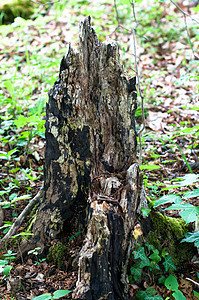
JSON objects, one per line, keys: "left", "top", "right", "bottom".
{"left": 180, "top": 208, "right": 198, "bottom": 224}
{"left": 149, "top": 261, "right": 160, "bottom": 271}
{"left": 53, "top": 289, "right": 72, "bottom": 299}
{"left": 165, "top": 203, "right": 199, "bottom": 224}
{"left": 193, "top": 290, "right": 199, "bottom": 298}
{"left": 154, "top": 194, "right": 181, "bottom": 208}
{"left": 3, "top": 265, "right": 12, "bottom": 276}
{"left": 136, "top": 291, "right": 147, "bottom": 299}
{"left": 145, "top": 243, "right": 154, "bottom": 251}
{"left": 163, "top": 256, "right": 176, "bottom": 271}
{"left": 181, "top": 231, "right": 199, "bottom": 248}
{"left": 145, "top": 287, "right": 157, "bottom": 296}
{"left": 158, "top": 275, "right": 166, "bottom": 284}
{"left": 172, "top": 289, "right": 186, "bottom": 300}
{"left": 13, "top": 115, "right": 28, "bottom": 128}
{"left": 153, "top": 296, "right": 164, "bottom": 300}
{"left": 11, "top": 232, "right": 34, "bottom": 239}
{"left": 0, "top": 259, "right": 8, "bottom": 266}
{"left": 130, "top": 263, "right": 142, "bottom": 280}
{"left": 164, "top": 275, "right": 178, "bottom": 291}
{"left": 149, "top": 249, "right": 161, "bottom": 263}
{"left": 161, "top": 249, "right": 168, "bottom": 258}
{"left": 136, "top": 290, "right": 163, "bottom": 300}
{"left": 32, "top": 294, "right": 52, "bottom": 300}
{"left": 141, "top": 207, "right": 151, "bottom": 217}
{"left": 140, "top": 165, "right": 161, "bottom": 170}
{"left": 175, "top": 174, "right": 199, "bottom": 187}
{"left": 7, "top": 149, "right": 18, "bottom": 157}
{"left": 133, "top": 247, "right": 151, "bottom": 268}
{"left": 183, "top": 189, "right": 199, "bottom": 199}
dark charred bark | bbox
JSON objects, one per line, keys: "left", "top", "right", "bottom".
{"left": 31, "top": 17, "right": 146, "bottom": 299}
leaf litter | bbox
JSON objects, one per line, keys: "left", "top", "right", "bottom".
{"left": 0, "top": 0, "right": 199, "bottom": 299}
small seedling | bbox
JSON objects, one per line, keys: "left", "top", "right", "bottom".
{"left": 32, "top": 289, "right": 72, "bottom": 300}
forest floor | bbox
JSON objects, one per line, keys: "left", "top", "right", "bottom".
{"left": 0, "top": 0, "right": 199, "bottom": 299}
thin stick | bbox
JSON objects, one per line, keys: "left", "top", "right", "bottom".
{"left": 169, "top": 0, "right": 199, "bottom": 25}
{"left": 186, "top": 277, "right": 199, "bottom": 287}
{"left": 30, "top": 0, "right": 59, "bottom": 6}
{"left": 130, "top": 0, "right": 146, "bottom": 165}
{"left": 0, "top": 185, "right": 44, "bottom": 249}
{"left": 169, "top": 0, "right": 199, "bottom": 60}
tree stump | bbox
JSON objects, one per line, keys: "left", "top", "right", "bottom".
{"left": 32, "top": 17, "right": 146, "bottom": 299}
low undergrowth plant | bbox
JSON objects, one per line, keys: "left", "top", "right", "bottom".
{"left": 32, "top": 289, "right": 72, "bottom": 300}
{"left": 0, "top": 250, "right": 16, "bottom": 278}
{"left": 154, "top": 174, "right": 199, "bottom": 224}
{"left": 130, "top": 243, "right": 186, "bottom": 300}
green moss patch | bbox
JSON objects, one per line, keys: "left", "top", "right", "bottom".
{"left": 47, "top": 242, "right": 67, "bottom": 268}
{"left": 0, "top": 0, "right": 47, "bottom": 24}
{"left": 147, "top": 211, "right": 196, "bottom": 265}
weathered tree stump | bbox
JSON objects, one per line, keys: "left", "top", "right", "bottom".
{"left": 31, "top": 17, "right": 146, "bottom": 299}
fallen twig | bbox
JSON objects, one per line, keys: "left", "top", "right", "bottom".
{"left": 186, "top": 277, "right": 199, "bottom": 288}
{"left": 30, "top": 0, "right": 59, "bottom": 6}
{"left": 0, "top": 184, "right": 44, "bottom": 249}
{"left": 169, "top": 0, "right": 199, "bottom": 60}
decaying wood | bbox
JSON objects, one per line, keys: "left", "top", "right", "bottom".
{"left": 27, "top": 16, "right": 145, "bottom": 299}
{"left": 73, "top": 164, "right": 145, "bottom": 299}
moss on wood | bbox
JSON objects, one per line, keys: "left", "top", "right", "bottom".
{"left": 47, "top": 241, "right": 67, "bottom": 268}
{"left": 147, "top": 211, "right": 196, "bottom": 265}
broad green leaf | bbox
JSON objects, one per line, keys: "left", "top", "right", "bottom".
{"left": 145, "top": 287, "right": 157, "bottom": 296}
{"left": 153, "top": 194, "right": 181, "bottom": 208}
{"left": 13, "top": 115, "right": 28, "bottom": 128}
{"left": 163, "top": 256, "right": 176, "bottom": 271}
{"left": 136, "top": 290, "right": 163, "bottom": 300}
{"left": 161, "top": 249, "right": 168, "bottom": 258}
{"left": 136, "top": 291, "right": 146, "bottom": 299}
{"left": 172, "top": 289, "right": 186, "bottom": 300}
{"left": 149, "top": 251, "right": 161, "bottom": 263}
{"left": 152, "top": 295, "right": 164, "bottom": 299}
{"left": 181, "top": 231, "right": 199, "bottom": 248}
{"left": 9, "top": 193, "right": 18, "bottom": 200}
{"left": 130, "top": 263, "right": 142, "bottom": 278}
{"left": 0, "top": 260, "right": 8, "bottom": 266}
{"left": 180, "top": 208, "right": 198, "bottom": 224}
{"left": 32, "top": 294, "right": 52, "bottom": 300}
{"left": 3, "top": 265, "right": 12, "bottom": 276}
{"left": 141, "top": 207, "right": 151, "bottom": 217}
{"left": 145, "top": 243, "right": 155, "bottom": 251}
{"left": 183, "top": 189, "right": 199, "bottom": 199}
{"left": 133, "top": 247, "right": 150, "bottom": 268}
{"left": 193, "top": 290, "right": 199, "bottom": 298}
{"left": 165, "top": 203, "right": 199, "bottom": 224}
{"left": 175, "top": 174, "right": 199, "bottom": 187}
{"left": 53, "top": 289, "right": 72, "bottom": 299}
{"left": 140, "top": 165, "right": 161, "bottom": 170}
{"left": 164, "top": 275, "right": 178, "bottom": 291}
{"left": 149, "top": 261, "right": 160, "bottom": 271}
{"left": 131, "top": 267, "right": 142, "bottom": 280}
{"left": 158, "top": 275, "right": 166, "bottom": 284}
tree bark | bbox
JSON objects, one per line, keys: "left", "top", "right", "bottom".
{"left": 31, "top": 16, "right": 145, "bottom": 299}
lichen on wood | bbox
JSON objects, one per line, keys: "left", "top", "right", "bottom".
{"left": 30, "top": 16, "right": 144, "bottom": 299}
